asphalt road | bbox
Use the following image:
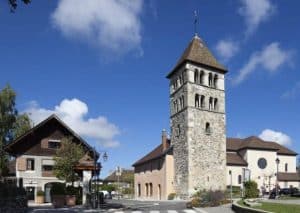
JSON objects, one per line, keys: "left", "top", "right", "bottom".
{"left": 29, "top": 199, "right": 234, "bottom": 213}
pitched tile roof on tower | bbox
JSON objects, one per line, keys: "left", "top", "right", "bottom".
{"left": 167, "top": 36, "right": 227, "bottom": 78}
{"left": 226, "top": 136, "right": 297, "bottom": 155}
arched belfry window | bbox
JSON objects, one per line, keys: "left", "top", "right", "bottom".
{"left": 179, "top": 96, "right": 184, "bottom": 110}
{"left": 200, "top": 70, "right": 204, "bottom": 85}
{"left": 214, "top": 98, "right": 218, "bottom": 111}
{"left": 205, "top": 122, "right": 211, "bottom": 135}
{"left": 213, "top": 74, "right": 218, "bottom": 88}
{"left": 200, "top": 95, "right": 205, "bottom": 108}
{"left": 194, "top": 69, "right": 199, "bottom": 84}
{"left": 195, "top": 94, "right": 200, "bottom": 108}
{"left": 209, "top": 97, "right": 213, "bottom": 110}
{"left": 208, "top": 73, "right": 213, "bottom": 87}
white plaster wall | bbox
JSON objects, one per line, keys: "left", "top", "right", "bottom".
{"left": 245, "top": 150, "right": 277, "bottom": 192}
{"left": 277, "top": 155, "right": 297, "bottom": 173}
{"left": 226, "top": 166, "right": 245, "bottom": 186}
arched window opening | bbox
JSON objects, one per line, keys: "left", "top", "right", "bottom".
{"left": 138, "top": 184, "right": 141, "bottom": 197}
{"left": 213, "top": 74, "right": 218, "bottom": 88}
{"left": 174, "top": 80, "right": 178, "bottom": 90}
{"left": 208, "top": 73, "right": 213, "bottom": 87}
{"left": 205, "top": 122, "right": 211, "bottom": 135}
{"left": 209, "top": 97, "right": 213, "bottom": 110}
{"left": 200, "top": 70, "right": 204, "bottom": 85}
{"left": 145, "top": 183, "right": 149, "bottom": 197}
{"left": 149, "top": 183, "right": 153, "bottom": 197}
{"left": 181, "top": 96, "right": 184, "bottom": 109}
{"left": 214, "top": 98, "right": 218, "bottom": 111}
{"left": 200, "top": 95, "right": 205, "bottom": 108}
{"left": 179, "top": 75, "right": 183, "bottom": 86}
{"left": 194, "top": 69, "right": 199, "bottom": 84}
{"left": 285, "top": 163, "right": 288, "bottom": 172}
{"left": 238, "top": 175, "right": 242, "bottom": 184}
{"left": 195, "top": 94, "right": 200, "bottom": 108}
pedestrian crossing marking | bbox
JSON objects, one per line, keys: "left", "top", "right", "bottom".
{"left": 183, "top": 210, "right": 198, "bottom": 213}
{"left": 149, "top": 211, "right": 160, "bottom": 213}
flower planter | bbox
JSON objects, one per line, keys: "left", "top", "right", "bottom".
{"left": 66, "top": 195, "right": 76, "bottom": 206}
{"left": 52, "top": 195, "right": 65, "bottom": 208}
{"left": 36, "top": 195, "right": 44, "bottom": 204}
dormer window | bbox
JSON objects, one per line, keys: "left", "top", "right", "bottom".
{"left": 48, "top": 139, "right": 61, "bottom": 149}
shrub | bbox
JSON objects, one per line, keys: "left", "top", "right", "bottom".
{"left": 0, "top": 182, "right": 27, "bottom": 212}
{"left": 66, "top": 186, "right": 82, "bottom": 204}
{"left": 37, "top": 190, "right": 45, "bottom": 196}
{"left": 244, "top": 181, "right": 259, "bottom": 198}
{"left": 193, "top": 190, "right": 227, "bottom": 207}
{"left": 168, "top": 193, "right": 176, "bottom": 200}
{"left": 191, "top": 197, "right": 201, "bottom": 207}
{"left": 50, "top": 183, "right": 66, "bottom": 196}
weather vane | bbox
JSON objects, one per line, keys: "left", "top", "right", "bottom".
{"left": 194, "top": 10, "right": 199, "bottom": 36}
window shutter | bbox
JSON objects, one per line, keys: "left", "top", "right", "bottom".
{"left": 17, "top": 157, "right": 26, "bottom": 171}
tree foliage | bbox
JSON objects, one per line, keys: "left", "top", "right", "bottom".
{"left": 8, "top": 0, "right": 31, "bottom": 12}
{"left": 244, "top": 180, "right": 259, "bottom": 198}
{"left": 0, "top": 85, "right": 32, "bottom": 178}
{"left": 53, "top": 137, "right": 85, "bottom": 185}
{"left": 0, "top": 85, "right": 17, "bottom": 178}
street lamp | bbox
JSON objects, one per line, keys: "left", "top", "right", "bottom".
{"left": 276, "top": 158, "right": 280, "bottom": 197}
{"left": 92, "top": 148, "right": 108, "bottom": 209}
{"left": 229, "top": 170, "right": 232, "bottom": 204}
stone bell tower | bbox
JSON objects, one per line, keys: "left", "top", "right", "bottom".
{"left": 166, "top": 35, "right": 227, "bottom": 198}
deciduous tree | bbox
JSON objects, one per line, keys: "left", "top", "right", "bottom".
{"left": 0, "top": 85, "right": 32, "bottom": 178}
{"left": 53, "top": 137, "right": 85, "bottom": 185}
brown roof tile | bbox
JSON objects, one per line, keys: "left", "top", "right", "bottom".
{"left": 132, "top": 144, "right": 163, "bottom": 167}
{"left": 227, "top": 136, "right": 297, "bottom": 155}
{"left": 104, "top": 169, "right": 134, "bottom": 182}
{"left": 227, "top": 153, "right": 247, "bottom": 166}
{"left": 278, "top": 172, "right": 300, "bottom": 181}
{"left": 167, "top": 36, "right": 227, "bottom": 78}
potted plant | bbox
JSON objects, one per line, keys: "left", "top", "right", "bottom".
{"left": 65, "top": 186, "right": 77, "bottom": 206}
{"left": 36, "top": 190, "right": 45, "bottom": 204}
{"left": 50, "top": 183, "right": 65, "bottom": 208}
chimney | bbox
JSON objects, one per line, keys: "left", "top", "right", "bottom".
{"left": 162, "top": 129, "right": 169, "bottom": 151}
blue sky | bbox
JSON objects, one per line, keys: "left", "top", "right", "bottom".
{"left": 0, "top": 0, "right": 299, "bottom": 177}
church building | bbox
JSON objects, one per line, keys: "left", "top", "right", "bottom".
{"left": 132, "top": 34, "right": 300, "bottom": 200}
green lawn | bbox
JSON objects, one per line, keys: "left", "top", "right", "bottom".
{"left": 255, "top": 202, "right": 300, "bottom": 213}
{"left": 238, "top": 200, "right": 300, "bottom": 213}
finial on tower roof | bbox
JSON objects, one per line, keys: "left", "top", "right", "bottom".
{"left": 194, "top": 10, "right": 199, "bottom": 37}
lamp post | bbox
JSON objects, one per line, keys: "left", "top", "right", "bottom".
{"left": 92, "top": 147, "right": 108, "bottom": 209}
{"left": 229, "top": 170, "right": 232, "bottom": 204}
{"left": 276, "top": 158, "right": 280, "bottom": 198}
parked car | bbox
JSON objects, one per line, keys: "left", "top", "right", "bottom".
{"left": 279, "top": 187, "right": 299, "bottom": 196}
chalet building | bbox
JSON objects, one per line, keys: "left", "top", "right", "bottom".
{"left": 5, "top": 114, "right": 99, "bottom": 203}
{"left": 132, "top": 34, "right": 300, "bottom": 200}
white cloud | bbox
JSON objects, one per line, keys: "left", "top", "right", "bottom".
{"left": 281, "top": 81, "right": 300, "bottom": 99}
{"left": 238, "top": 0, "right": 275, "bottom": 35}
{"left": 259, "top": 129, "right": 292, "bottom": 146}
{"left": 51, "top": 0, "right": 143, "bottom": 56}
{"left": 215, "top": 39, "right": 239, "bottom": 61}
{"left": 24, "top": 99, "right": 120, "bottom": 148}
{"left": 233, "top": 42, "right": 293, "bottom": 85}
